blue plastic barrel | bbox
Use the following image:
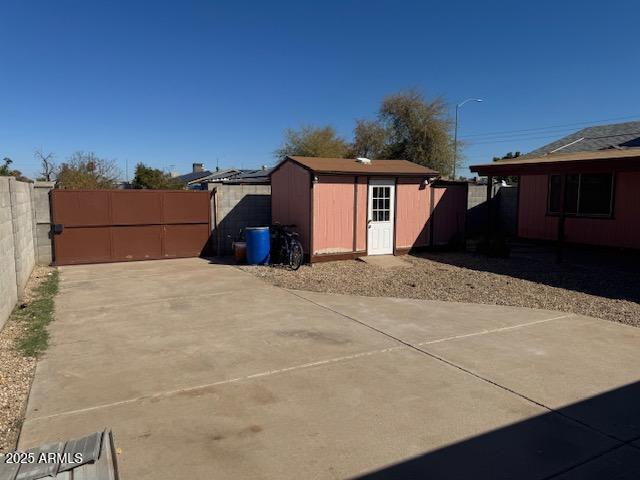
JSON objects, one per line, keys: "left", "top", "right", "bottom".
{"left": 245, "top": 226, "right": 270, "bottom": 265}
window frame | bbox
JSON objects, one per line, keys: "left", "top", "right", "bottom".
{"left": 546, "top": 172, "right": 615, "bottom": 218}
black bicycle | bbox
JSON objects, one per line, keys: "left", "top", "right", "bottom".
{"left": 270, "top": 223, "right": 304, "bottom": 270}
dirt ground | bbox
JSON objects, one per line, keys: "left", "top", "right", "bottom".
{"left": 0, "top": 265, "right": 55, "bottom": 453}
{"left": 242, "top": 250, "right": 640, "bottom": 328}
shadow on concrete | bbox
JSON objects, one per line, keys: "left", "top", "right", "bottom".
{"left": 208, "top": 193, "right": 271, "bottom": 256}
{"left": 415, "top": 244, "right": 640, "bottom": 304}
{"left": 202, "top": 256, "right": 236, "bottom": 265}
{"left": 353, "top": 381, "right": 640, "bottom": 480}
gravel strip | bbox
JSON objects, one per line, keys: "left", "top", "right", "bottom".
{"left": 240, "top": 251, "right": 640, "bottom": 327}
{"left": 0, "top": 265, "right": 55, "bottom": 453}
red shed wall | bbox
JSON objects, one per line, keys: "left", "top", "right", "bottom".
{"left": 312, "top": 175, "right": 357, "bottom": 254}
{"left": 432, "top": 186, "right": 468, "bottom": 246}
{"left": 271, "top": 161, "right": 311, "bottom": 252}
{"left": 395, "top": 178, "right": 431, "bottom": 249}
{"left": 518, "top": 172, "right": 640, "bottom": 249}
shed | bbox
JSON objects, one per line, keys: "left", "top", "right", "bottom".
{"left": 270, "top": 156, "right": 467, "bottom": 262}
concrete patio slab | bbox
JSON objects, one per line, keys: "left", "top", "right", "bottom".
{"left": 17, "top": 258, "right": 640, "bottom": 479}
{"left": 20, "top": 349, "right": 616, "bottom": 480}
{"left": 293, "top": 290, "right": 567, "bottom": 345}
{"left": 421, "top": 314, "right": 640, "bottom": 441}
{"left": 358, "top": 255, "right": 411, "bottom": 269}
{"left": 552, "top": 446, "right": 640, "bottom": 479}
{"left": 28, "top": 272, "right": 396, "bottom": 417}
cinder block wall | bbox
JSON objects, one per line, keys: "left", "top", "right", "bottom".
{"left": 0, "top": 178, "right": 19, "bottom": 329}
{"left": 10, "top": 179, "right": 36, "bottom": 294}
{"left": 209, "top": 184, "right": 271, "bottom": 255}
{"left": 32, "top": 182, "right": 55, "bottom": 264}
{"left": 0, "top": 178, "right": 54, "bottom": 330}
{"left": 467, "top": 184, "right": 518, "bottom": 236}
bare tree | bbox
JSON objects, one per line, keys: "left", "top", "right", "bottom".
{"left": 34, "top": 149, "right": 56, "bottom": 181}
{"left": 56, "top": 151, "right": 121, "bottom": 189}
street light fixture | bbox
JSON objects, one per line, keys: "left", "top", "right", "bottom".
{"left": 453, "top": 98, "right": 483, "bottom": 179}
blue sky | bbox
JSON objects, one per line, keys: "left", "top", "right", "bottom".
{"left": 1, "top": 0, "right": 639, "bottom": 179}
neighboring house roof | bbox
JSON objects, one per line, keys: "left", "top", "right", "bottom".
{"left": 523, "top": 121, "right": 640, "bottom": 157}
{"left": 274, "top": 156, "right": 438, "bottom": 176}
{"left": 0, "top": 430, "right": 118, "bottom": 480}
{"left": 174, "top": 170, "right": 214, "bottom": 184}
{"left": 202, "top": 169, "right": 242, "bottom": 182}
{"left": 223, "top": 168, "right": 273, "bottom": 184}
{"left": 177, "top": 168, "right": 243, "bottom": 186}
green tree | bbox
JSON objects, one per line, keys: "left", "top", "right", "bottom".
{"left": 491, "top": 151, "right": 521, "bottom": 184}
{"left": 0, "top": 157, "right": 13, "bottom": 175}
{"left": 350, "top": 119, "right": 388, "bottom": 159}
{"left": 274, "top": 125, "right": 350, "bottom": 161}
{"left": 0, "top": 157, "right": 30, "bottom": 182}
{"left": 132, "top": 163, "right": 183, "bottom": 189}
{"left": 492, "top": 151, "right": 521, "bottom": 162}
{"left": 56, "top": 151, "right": 120, "bottom": 189}
{"left": 377, "top": 90, "right": 455, "bottom": 176}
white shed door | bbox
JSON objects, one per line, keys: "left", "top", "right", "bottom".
{"left": 367, "top": 179, "right": 395, "bottom": 255}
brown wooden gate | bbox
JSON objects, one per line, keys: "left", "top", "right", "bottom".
{"left": 51, "top": 189, "right": 211, "bottom": 265}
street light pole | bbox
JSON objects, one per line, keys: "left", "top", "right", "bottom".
{"left": 453, "top": 98, "right": 483, "bottom": 179}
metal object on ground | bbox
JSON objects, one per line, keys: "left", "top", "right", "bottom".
{"left": 0, "top": 430, "right": 119, "bottom": 480}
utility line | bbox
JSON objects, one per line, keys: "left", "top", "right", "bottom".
{"left": 459, "top": 114, "right": 640, "bottom": 139}
{"left": 468, "top": 129, "right": 640, "bottom": 146}
{"left": 461, "top": 127, "right": 585, "bottom": 141}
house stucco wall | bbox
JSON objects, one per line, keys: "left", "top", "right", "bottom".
{"left": 518, "top": 172, "right": 640, "bottom": 248}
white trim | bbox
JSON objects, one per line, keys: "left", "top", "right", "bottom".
{"left": 549, "top": 137, "right": 585, "bottom": 154}
{"left": 367, "top": 178, "right": 395, "bottom": 255}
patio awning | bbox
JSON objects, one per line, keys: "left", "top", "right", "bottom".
{"left": 470, "top": 148, "right": 640, "bottom": 176}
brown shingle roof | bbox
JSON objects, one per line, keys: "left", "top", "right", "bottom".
{"left": 276, "top": 156, "right": 438, "bottom": 176}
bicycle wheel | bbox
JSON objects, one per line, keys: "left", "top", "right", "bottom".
{"left": 289, "top": 239, "right": 304, "bottom": 270}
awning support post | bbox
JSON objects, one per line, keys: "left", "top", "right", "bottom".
{"left": 485, "top": 175, "right": 493, "bottom": 243}
{"left": 556, "top": 174, "right": 567, "bottom": 263}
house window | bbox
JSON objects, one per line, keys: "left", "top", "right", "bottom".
{"left": 371, "top": 186, "right": 391, "bottom": 221}
{"left": 548, "top": 173, "right": 613, "bottom": 216}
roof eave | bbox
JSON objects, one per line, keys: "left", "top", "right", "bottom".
{"left": 470, "top": 156, "right": 640, "bottom": 176}
{"left": 269, "top": 156, "right": 437, "bottom": 176}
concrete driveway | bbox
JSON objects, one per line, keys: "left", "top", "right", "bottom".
{"left": 19, "top": 258, "right": 640, "bottom": 479}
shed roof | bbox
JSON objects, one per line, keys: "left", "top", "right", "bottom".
{"left": 470, "top": 147, "right": 640, "bottom": 175}
{"left": 274, "top": 156, "right": 438, "bottom": 176}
